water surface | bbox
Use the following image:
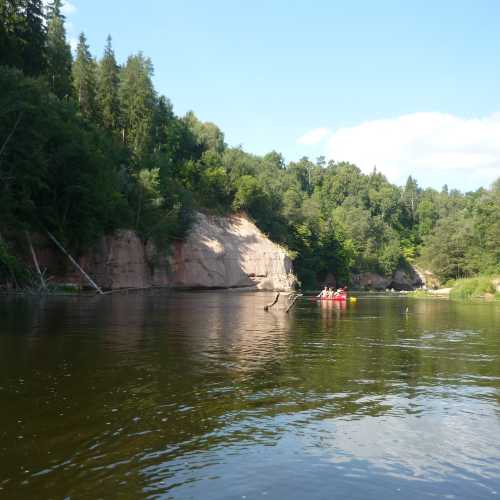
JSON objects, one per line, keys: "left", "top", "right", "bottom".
{"left": 1, "top": 292, "right": 499, "bottom": 499}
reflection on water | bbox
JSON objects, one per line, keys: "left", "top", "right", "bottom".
{"left": 0, "top": 292, "right": 499, "bottom": 499}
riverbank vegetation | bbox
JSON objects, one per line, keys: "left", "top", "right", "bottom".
{"left": 1, "top": 0, "right": 500, "bottom": 289}
{"left": 448, "top": 277, "right": 499, "bottom": 301}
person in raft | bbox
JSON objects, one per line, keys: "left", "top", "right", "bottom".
{"left": 318, "top": 286, "right": 328, "bottom": 298}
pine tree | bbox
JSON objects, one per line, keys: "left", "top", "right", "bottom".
{"left": 119, "top": 53, "right": 156, "bottom": 160}
{"left": 73, "top": 32, "right": 98, "bottom": 120}
{"left": 45, "top": 0, "right": 72, "bottom": 98}
{"left": 97, "top": 35, "right": 120, "bottom": 131}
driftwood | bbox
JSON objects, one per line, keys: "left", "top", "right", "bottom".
{"left": 46, "top": 231, "right": 104, "bottom": 295}
{"left": 25, "top": 231, "right": 46, "bottom": 290}
{"left": 285, "top": 292, "right": 302, "bottom": 313}
{"left": 264, "top": 291, "right": 280, "bottom": 311}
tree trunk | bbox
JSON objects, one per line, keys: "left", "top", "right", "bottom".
{"left": 25, "top": 231, "right": 46, "bottom": 290}
{"left": 46, "top": 231, "right": 103, "bottom": 294}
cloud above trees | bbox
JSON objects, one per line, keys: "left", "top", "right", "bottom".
{"left": 298, "top": 112, "right": 500, "bottom": 188}
{"left": 297, "top": 127, "right": 331, "bottom": 146}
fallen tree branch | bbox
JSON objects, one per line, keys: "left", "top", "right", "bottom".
{"left": 264, "top": 291, "right": 280, "bottom": 311}
{"left": 25, "top": 231, "right": 46, "bottom": 290}
{"left": 285, "top": 293, "right": 302, "bottom": 313}
{"left": 46, "top": 231, "right": 104, "bottom": 294}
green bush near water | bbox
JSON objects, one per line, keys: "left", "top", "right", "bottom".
{"left": 0, "top": 240, "right": 29, "bottom": 287}
{"left": 449, "top": 277, "right": 497, "bottom": 300}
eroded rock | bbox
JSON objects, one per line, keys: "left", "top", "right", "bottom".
{"left": 350, "top": 272, "right": 391, "bottom": 290}
{"left": 390, "top": 266, "right": 423, "bottom": 291}
{"left": 164, "top": 213, "right": 296, "bottom": 291}
{"left": 76, "top": 213, "right": 297, "bottom": 291}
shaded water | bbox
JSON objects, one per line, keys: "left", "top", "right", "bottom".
{"left": 0, "top": 292, "right": 500, "bottom": 499}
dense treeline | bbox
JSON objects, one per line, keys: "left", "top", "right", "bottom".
{"left": 1, "top": 0, "right": 499, "bottom": 288}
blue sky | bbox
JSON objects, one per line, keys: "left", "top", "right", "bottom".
{"left": 64, "top": 0, "right": 500, "bottom": 191}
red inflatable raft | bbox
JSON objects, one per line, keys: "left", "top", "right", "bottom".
{"left": 315, "top": 294, "right": 347, "bottom": 302}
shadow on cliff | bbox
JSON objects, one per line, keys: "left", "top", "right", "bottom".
{"left": 169, "top": 213, "right": 289, "bottom": 290}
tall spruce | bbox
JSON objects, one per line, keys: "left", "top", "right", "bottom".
{"left": 45, "top": 0, "right": 72, "bottom": 98}
{"left": 119, "top": 53, "right": 156, "bottom": 160}
{"left": 0, "top": 0, "right": 46, "bottom": 75}
{"left": 97, "top": 35, "right": 120, "bottom": 131}
{"left": 0, "top": 0, "right": 22, "bottom": 69}
{"left": 19, "top": 0, "right": 46, "bottom": 75}
{"left": 73, "top": 32, "right": 98, "bottom": 120}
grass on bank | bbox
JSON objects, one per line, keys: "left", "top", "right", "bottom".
{"left": 448, "top": 276, "right": 498, "bottom": 300}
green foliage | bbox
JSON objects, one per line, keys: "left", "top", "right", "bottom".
{"left": 73, "top": 32, "right": 98, "bottom": 120}
{"left": 0, "top": 0, "right": 46, "bottom": 76}
{"left": 0, "top": 238, "right": 28, "bottom": 287}
{"left": 119, "top": 53, "right": 156, "bottom": 160}
{"left": 1, "top": 6, "right": 499, "bottom": 292}
{"left": 449, "top": 277, "right": 496, "bottom": 300}
{"left": 97, "top": 35, "right": 120, "bottom": 131}
{"left": 420, "top": 213, "right": 475, "bottom": 281}
{"left": 45, "top": 0, "right": 73, "bottom": 98}
{"left": 0, "top": 66, "right": 128, "bottom": 249}
{"left": 183, "top": 111, "right": 225, "bottom": 155}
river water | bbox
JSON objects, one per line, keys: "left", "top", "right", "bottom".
{"left": 0, "top": 292, "right": 499, "bottom": 499}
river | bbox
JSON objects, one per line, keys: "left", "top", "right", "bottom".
{"left": 0, "top": 292, "right": 499, "bottom": 499}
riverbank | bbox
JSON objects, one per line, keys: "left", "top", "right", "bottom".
{"left": 409, "top": 276, "right": 500, "bottom": 301}
{"left": 0, "top": 213, "right": 297, "bottom": 294}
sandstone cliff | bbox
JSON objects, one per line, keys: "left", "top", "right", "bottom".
{"left": 77, "top": 212, "right": 296, "bottom": 291}
{"left": 157, "top": 213, "right": 296, "bottom": 290}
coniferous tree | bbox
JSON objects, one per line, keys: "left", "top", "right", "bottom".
{"left": 0, "top": 0, "right": 45, "bottom": 75}
{"left": 19, "top": 0, "right": 46, "bottom": 75}
{"left": 45, "top": 0, "right": 72, "bottom": 98}
{"left": 97, "top": 35, "right": 120, "bottom": 131}
{"left": 0, "top": 0, "right": 22, "bottom": 69}
{"left": 73, "top": 32, "right": 98, "bottom": 120}
{"left": 119, "top": 53, "right": 156, "bottom": 160}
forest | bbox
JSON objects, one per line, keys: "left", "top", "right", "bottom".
{"left": 1, "top": 0, "right": 499, "bottom": 288}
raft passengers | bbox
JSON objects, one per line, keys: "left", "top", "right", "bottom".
{"left": 318, "top": 286, "right": 346, "bottom": 298}
{"left": 318, "top": 286, "right": 336, "bottom": 298}
{"left": 318, "top": 286, "right": 348, "bottom": 298}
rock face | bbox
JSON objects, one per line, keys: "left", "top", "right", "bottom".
{"left": 81, "top": 230, "right": 151, "bottom": 290}
{"left": 413, "top": 266, "right": 441, "bottom": 290}
{"left": 351, "top": 264, "right": 424, "bottom": 291}
{"left": 390, "top": 265, "right": 423, "bottom": 291}
{"left": 350, "top": 272, "right": 391, "bottom": 291}
{"left": 75, "top": 213, "right": 296, "bottom": 291}
{"left": 162, "top": 213, "right": 296, "bottom": 290}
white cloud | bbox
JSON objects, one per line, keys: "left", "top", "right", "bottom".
{"left": 69, "top": 36, "right": 78, "bottom": 52}
{"left": 61, "top": 1, "right": 77, "bottom": 16}
{"left": 325, "top": 112, "right": 500, "bottom": 188}
{"left": 297, "top": 127, "right": 331, "bottom": 146}
{"left": 43, "top": 1, "right": 77, "bottom": 20}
